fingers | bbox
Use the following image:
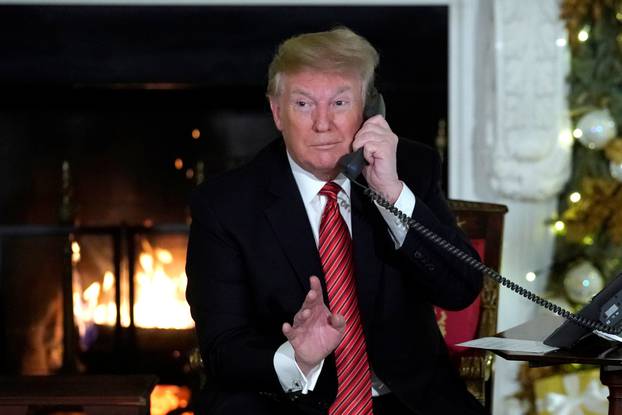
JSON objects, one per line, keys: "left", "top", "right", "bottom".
{"left": 304, "top": 288, "right": 317, "bottom": 303}
{"left": 293, "top": 307, "right": 311, "bottom": 325}
{"left": 282, "top": 275, "right": 329, "bottom": 341}
{"left": 362, "top": 114, "right": 388, "bottom": 127}
{"left": 353, "top": 119, "right": 397, "bottom": 154}
{"left": 328, "top": 313, "right": 346, "bottom": 331}
{"left": 282, "top": 322, "right": 293, "bottom": 339}
{"left": 301, "top": 275, "right": 323, "bottom": 307}
{"left": 358, "top": 118, "right": 390, "bottom": 135}
{"left": 308, "top": 275, "right": 322, "bottom": 293}
{"left": 355, "top": 128, "right": 396, "bottom": 147}
{"left": 356, "top": 115, "right": 391, "bottom": 136}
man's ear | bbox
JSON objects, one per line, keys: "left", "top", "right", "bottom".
{"left": 268, "top": 96, "right": 283, "bottom": 131}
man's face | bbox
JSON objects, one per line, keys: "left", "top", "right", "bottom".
{"left": 269, "top": 70, "right": 364, "bottom": 180}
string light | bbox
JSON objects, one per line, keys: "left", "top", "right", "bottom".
{"left": 582, "top": 235, "right": 594, "bottom": 245}
{"left": 578, "top": 28, "right": 590, "bottom": 42}
{"left": 525, "top": 272, "right": 536, "bottom": 282}
{"left": 572, "top": 128, "right": 583, "bottom": 138}
{"left": 558, "top": 130, "right": 574, "bottom": 148}
{"left": 553, "top": 220, "right": 566, "bottom": 233}
{"left": 174, "top": 158, "right": 183, "bottom": 170}
{"left": 556, "top": 38, "right": 567, "bottom": 47}
{"left": 569, "top": 192, "right": 581, "bottom": 203}
{"left": 192, "top": 129, "right": 201, "bottom": 139}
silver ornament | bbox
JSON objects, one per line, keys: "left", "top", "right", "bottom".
{"left": 610, "top": 161, "right": 622, "bottom": 182}
{"left": 576, "top": 109, "right": 617, "bottom": 149}
{"left": 563, "top": 260, "right": 604, "bottom": 304}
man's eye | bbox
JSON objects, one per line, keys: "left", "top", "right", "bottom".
{"left": 295, "top": 101, "right": 309, "bottom": 108}
{"left": 334, "top": 100, "right": 348, "bottom": 107}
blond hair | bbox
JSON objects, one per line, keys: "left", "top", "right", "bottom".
{"left": 266, "top": 27, "right": 379, "bottom": 99}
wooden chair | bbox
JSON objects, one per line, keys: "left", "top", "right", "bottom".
{"left": 434, "top": 199, "right": 508, "bottom": 412}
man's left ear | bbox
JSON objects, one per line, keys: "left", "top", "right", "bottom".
{"left": 268, "top": 96, "right": 283, "bottom": 131}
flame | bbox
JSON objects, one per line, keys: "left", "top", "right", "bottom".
{"left": 73, "top": 239, "right": 194, "bottom": 331}
{"left": 71, "top": 241, "right": 81, "bottom": 262}
{"left": 151, "top": 385, "right": 193, "bottom": 415}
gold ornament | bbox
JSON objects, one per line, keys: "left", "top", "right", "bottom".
{"left": 605, "top": 138, "right": 622, "bottom": 163}
{"left": 562, "top": 178, "right": 622, "bottom": 244}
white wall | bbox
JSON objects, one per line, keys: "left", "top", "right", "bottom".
{"left": 449, "top": 1, "right": 570, "bottom": 413}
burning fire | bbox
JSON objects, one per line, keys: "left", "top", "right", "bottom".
{"left": 73, "top": 238, "right": 194, "bottom": 334}
{"left": 151, "top": 385, "right": 193, "bottom": 415}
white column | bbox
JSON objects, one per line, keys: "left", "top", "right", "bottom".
{"left": 449, "top": 0, "right": 571, "bottom": 413}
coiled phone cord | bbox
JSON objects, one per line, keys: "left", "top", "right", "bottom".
{"left": 354, "top": 181, "right": 622, "bottom": 335}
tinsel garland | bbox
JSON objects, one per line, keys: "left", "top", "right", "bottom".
{"left": 562, "top": 177, "right": 622, "bottom": 244}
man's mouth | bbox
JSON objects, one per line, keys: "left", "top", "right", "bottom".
{"left": 311, "top": 142, "right": 340, "bottom": 149}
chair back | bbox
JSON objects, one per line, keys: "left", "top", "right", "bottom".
{"left": 435, "top": 199, "right": 508, "bottom": 410}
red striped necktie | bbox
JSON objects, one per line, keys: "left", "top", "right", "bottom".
{"left": 318, "top": 182, "right": 373, "bottom": 415}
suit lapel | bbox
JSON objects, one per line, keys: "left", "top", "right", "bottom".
{"left": 350, "top": 182, "right": 384, "bottom": 330}
{"left": 263, "top": 146, "right": 324, "bottom": 294}
{"left": 260, "top": 140, "right": 384, "bottom": 321}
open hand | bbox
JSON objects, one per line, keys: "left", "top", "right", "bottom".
{"left": 282, "top": 276, "right": 346, "bottom": 375}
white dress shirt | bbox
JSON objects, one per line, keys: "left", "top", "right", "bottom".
{"left": 273, "top": 152, "right": 416, "bottom": 395}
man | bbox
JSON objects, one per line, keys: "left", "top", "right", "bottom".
{"left": 186, "top": 27, "right": 486, "bottom": 415}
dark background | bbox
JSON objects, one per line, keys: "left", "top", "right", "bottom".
{"left": 0, "top": 5, "right": 448, "bottom": 225}
{"left": 0, "top": 4, "right": 447, "bottom": 378}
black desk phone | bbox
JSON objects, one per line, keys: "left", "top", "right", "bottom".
{"left": 338, "top": 89, "right": 622, "bottom": 348}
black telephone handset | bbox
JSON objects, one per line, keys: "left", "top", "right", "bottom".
{"left": 338, "top": 90, "right": 622, "bottom": 348}
{"left": 338, "top": 88, "right": 386, "bottom": 180}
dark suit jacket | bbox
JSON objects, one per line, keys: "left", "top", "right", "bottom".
{"left": 185, "top": 137, "right": 486, "bottom": 415}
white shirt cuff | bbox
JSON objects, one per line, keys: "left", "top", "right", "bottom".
{"left": 273, "top": 341, "right": 324, "bottom": 394}
{"left": 375, "top": 182, "right": 416, "bottom": 248}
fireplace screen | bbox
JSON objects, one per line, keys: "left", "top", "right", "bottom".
{"left": 72, "top": 231, "right": 193, "bottom": 341}
{"left": 68, "top": 226, "right": 197, "bottom": 380}
{"left": 0, "top": 225, "right": 199, "bottom": 413}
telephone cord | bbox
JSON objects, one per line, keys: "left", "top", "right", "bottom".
{"left": 354, "top": 181, "right": 621, "bottom": 335}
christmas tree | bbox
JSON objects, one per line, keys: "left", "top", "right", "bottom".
{"left": 514, "top": 2, "right": 622, "bottom": 414}
{"left": 551, "top": 0, "right": 622, "bottom": 309}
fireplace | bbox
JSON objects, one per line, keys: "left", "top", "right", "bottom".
{"left": 73, "top": 225, "right": 198, "bottom": 415}
{"left": 0, "top": 98, "right": 279, "bottom": 412}
{"left": 0, "top": 4, "right": 447, "bottom": 414}
{"left": 71, "top": 225, "right": 195, "bottom": 373}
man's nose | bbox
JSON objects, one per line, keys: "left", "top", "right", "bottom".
{"left": 312, "top": 105, "right": 332, "bottom": 132}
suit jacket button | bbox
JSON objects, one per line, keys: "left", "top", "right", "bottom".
{"left": 413, "top": 251, "right": 423, "bottom": 259}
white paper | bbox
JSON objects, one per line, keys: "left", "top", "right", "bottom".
{"left": 457, "top": 337, "right": 559, "bottom": 353}
{"left": 594, "top": 330, "right": 622, "bottom": 343}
